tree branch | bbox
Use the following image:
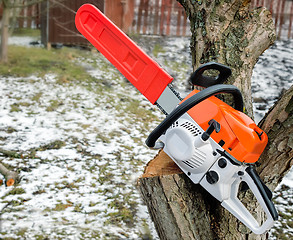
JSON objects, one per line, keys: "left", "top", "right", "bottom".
{"left": 258, "top": 85, "right": 293, "bottom": 190}
{"left": 50, "top": 0, "right": 77, "bottom": 15}
{"left": 0, "top": 148, "right": 21, "bottom": 158}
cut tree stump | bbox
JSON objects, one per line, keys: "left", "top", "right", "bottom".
{"left": 138, "top": 151, "right": 238, "bottom": 240}
{"left": 138, "top": 151, "right": 220, "bottom": 240}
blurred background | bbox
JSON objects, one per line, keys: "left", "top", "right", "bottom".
{"left": 0, "top": 0, "right": 292, "bottom": 239}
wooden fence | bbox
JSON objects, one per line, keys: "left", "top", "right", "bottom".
{"left": 251, "top": 0, "right": 293, "bottom": 39}
{"left": 17, "top": 4, "right": 40, "bottom": 28}
{"left": 41, "top": 0, "right": 104, "bottom": 46}
{"left": 132, "top": 0, "right": 293, "bottom": 39}
{"left": 131, "top": 0, "right": 189, "bottom": 36}
{"left": 1, "top": 0, "right": 293, "bottom": 42}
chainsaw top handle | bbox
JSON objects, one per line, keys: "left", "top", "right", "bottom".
{"left": 190, "top": 62, "right": 232, "bottom": 88}
{"left": 146, "top": 84, "right": 243, "bottom": 148}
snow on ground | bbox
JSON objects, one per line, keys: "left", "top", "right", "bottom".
{"left": 8, "top": 36, "right": 40, "bottom": 47}
{"left": 0, "top": 39, "right": 162, "bottom": 239}
{"left": 0, "top": 35, "right": 292, "bottom": 239}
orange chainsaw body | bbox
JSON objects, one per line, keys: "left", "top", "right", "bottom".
{"left": 184, "top": 90, "right": 268, "bottom": 163}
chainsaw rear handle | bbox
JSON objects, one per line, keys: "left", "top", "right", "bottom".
{"left": 245, "top": 165, "right": 278, "bottom": 221}
{"left": 190, "top": 62, "right": 232, "bottom": 88}
{"left": 220, "top": 165, "right": 278, "bottom": 234}
{"left": 146, "top": 84, "right": 243, "bottom": 148}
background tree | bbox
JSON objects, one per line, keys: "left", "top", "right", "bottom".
{"left": 0, "top": 0, "right": 44, "bottom": 62}
{"left": 138, "top": 0, "right": 293, "bottom": 239}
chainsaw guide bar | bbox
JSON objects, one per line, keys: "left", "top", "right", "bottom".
{"left": 75, "top": 4, "right": 174, "bottom": 105}
{"left": 75, "top": 4, "right": 278, "bottom": 234}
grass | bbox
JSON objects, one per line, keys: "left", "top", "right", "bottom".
{"left": 10, "top": 103, "right": 21, "bottom": 112}
{"left": 164, "top": 59, "right": 189, "bottom": 73}
{"left": 46, "top": 99, "right": 63, "bottom": 112}
{"left": 12, "top": 28, "right": 41, "bottom": 38}
{"left": 53, "top": 203, "right": 73, "bottom": 211}
{"left": 153, "top": 43, "right": 166, "bottom": 58}
{"left": 32, "top": 92, "right": 43, "bottom": 102}
{"left": 5, "top": 187, "right": 26, "bottom": 196}
{"left": 0, "top": 45, "right": 96, "bottom": 85}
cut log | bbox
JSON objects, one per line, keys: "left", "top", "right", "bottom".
{"left": 0, "top": 163, "right": 19, "bottom": 187}
{"left": 141, "top": 150, "right": 182, "bottom": 178}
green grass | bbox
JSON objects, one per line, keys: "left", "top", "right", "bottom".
{"left": 153, "top": 43, "right": 165, "bottom": 58}
{"left": 0, "top": 45, "right": 96, "bottom": 84}
{"left": 164, "top": 59, "right": 189, "bottom": 73}
{"left": 6, "top": 187, "right": 26, "bottom": 195}
{"left": 12, "top": 28, "right": 41, "bottom": 37}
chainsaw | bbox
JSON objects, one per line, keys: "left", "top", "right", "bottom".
{"left": 75, "top": 4, "right": 278, "bottom": 234}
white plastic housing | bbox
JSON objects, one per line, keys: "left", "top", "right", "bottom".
{"left": 158, "top": 112, "right": 276, "bottom": 234}
{"left": 160, "top": 113, "right": 218, "bottom": 183}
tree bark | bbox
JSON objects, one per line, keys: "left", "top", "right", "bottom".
{"left": 137, "top": 1, "right": 292, "bottom": 240}
{"left": 258, "top": 85, "right": 293, "bottom": 190}
{"left": 0, "top": 2, "right": 10, "bottom": 63}
{"left": 0, "top": 0, "right": 46, "bottom": 62}
{"left": 178, "top": 0, "right": 275, "bottom": 118}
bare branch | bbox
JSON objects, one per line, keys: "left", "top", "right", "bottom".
{"left": 50, "top": 0, "right": 77, "bottom": 15}
{"left": 54, "top": 20, "right": 85, "bottom": 38}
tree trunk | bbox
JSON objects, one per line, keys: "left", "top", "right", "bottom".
{"left": 0, "top": 0, "right": 45, "bottom": 62}
{"left": 179, "top": 0, "right": 275, "bottom": 118}
{"left": 137, "top": 1, "right": 292, "bottom": 239}
{"left": 258, "top": 85, "right": 293, "bottom": 190}
{"left": 0, "top": 3, "right": 10, "bottom": 63}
